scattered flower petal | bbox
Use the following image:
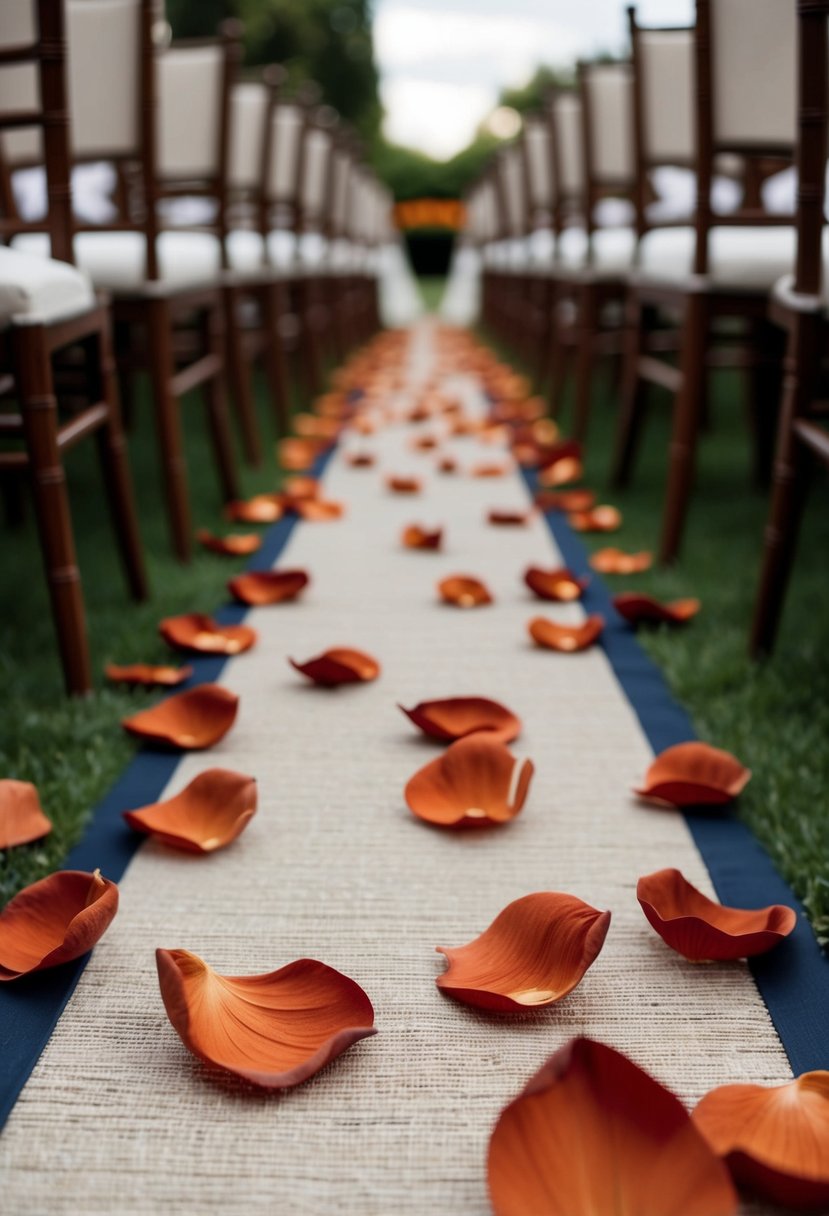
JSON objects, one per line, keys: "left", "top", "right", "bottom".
{"left": 693, "top": 1073, "right": 829, "bottom": 1209}
{"left": 156, "top": 949, "right": 376, "bottom": 1089}
{"left": 290, "top": 648, "right": 380, "bottom": 687}
{"left": 386, "top": 475, "right": 422, "bottom": 494}
{"left": 488, "top": 1037, "right": 738, "bottom": 1216}
{"left": 399, "top": 697, "right": 521, "bottom": 744}
{"left": 437, "top": 456, "right": 457, "bottom": 474}
{"left": 122, "top": 684, "right": 239, "bottom": 750}
{"left": 227, "top": 570, "right": 309, "bottom": 606}
{"left": 568, "top": 505, "right": 622, "bottom": 532}
{"left": 277, "top": 437, "right": 324, "bottom": 470}
{"left": 196, "top": 529, "right": 262, "bottom": 557}
{"left": 528, "top": 615, "right": 604, "bottom": 652}
{"left": 402, "top": 525, "right": 442, "bottom": 551}
{"left": 524, "top": 566, "right": 587, "bottom": 602}
{"left": 404, "top": 734, "right": 533, "bottom": 829}
{"left": 0, "top": 780, "right": 51, "bottom": 849}
{"left": 613, "top": 594, "right": 701, "bottom": 626}
{"left": 538, "top": 457, "right": 583, "bottom": 487}
{"left": 346, "top": 452, "right": 375, "bottom": 468}
{"left": 411, "top": 433, "right": 439, "bottom": 451}
{"left": 105, "top": 663, "right": 194, "bottom": 687}
{"left": 124, "top": 769, "right": 257, "bottom": 853}
{"left": 637, "top": 868, "right": 796, "bottom": 961}
{"left": 294, "top": 499, "right": 345, "bottom": 522}
{"left": 281, "top": 477, "right": 320, "bottom": 503}
{"left": 438, "top": 575, "right": 493, "bottom": 608}
{"left": 471, "top": 461, "right": 511, "bottom": 478}
{"left": 0, "top": 870, "right": 118, "bottom": 981}
{"left": 488, "top": 509, "right": 530, "bottom": 526}
{"left": 590, "top": 547, "right": 652, "bottom": 574}
{"left": 437, "top": 892, "right": 610, "bottom": 1011}
{"left": 225, "top": 496, "right": 283, "bottom": 524}
{"left": 159, "top": 613, "right": 257, "bottom": 656}
{"left": 536, "top": 488, "right": 596, "bottom": 513}
{"left": 635, "top": 742, "right": 751, "bottom": 808}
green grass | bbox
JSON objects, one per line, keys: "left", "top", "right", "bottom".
{"left": 2, "top": 326, "right": 829, "bottom": 951}
{"left": 417, "top": 276, "right": 446, "bottom": 314}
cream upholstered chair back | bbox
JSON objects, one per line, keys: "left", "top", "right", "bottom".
{"left": 708, "top": 0, "right": 796, "bottom": 151}
{"left": 329, "top": 144, "right": 352, "bottom": 240}
{"left": 0, "top": 0, "right": 41, "bottom": 167}
{"left": 636, "top": 26, "right": 694, "bottom": 166}
{"left": 299, "top": 120, "right": 334, "bottom": 228}
{"left": 156, "top": 42, "right": 225, "bottom": 184}
{"left": 499, "top": 143, "right": 526, "bottom": 238}
{"left": 581, "top": 60, "right": 635, "bottom": 189}
{"left": 228, "top": 81, "right": 268, "bottom": 193}
{"left": 550, "top": 91, "right": 585, "bottom": 217}
{"left": 523, "top": 115, "right": 554, "bottom": 215}
{"left": 266, "top": 102, "right": 304, "bottom": 206}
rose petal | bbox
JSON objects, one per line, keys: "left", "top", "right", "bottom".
{"left": 159, "top": 613, "right": 257, "bottom": 656}
{"left": 225, "top": 496, "right": 283, "bottom": 524}
{"left": 437, "top": 456, "right": 457, "bottom": 474}
{"left": 488, "top": 509, "right": 530, "bottom": 526}
{"left": 404, "top": 734, "right": 533, "bottom": 828}
{"left": 0, "top": 870, "right": 118, "bottom": 981}
{"left": 528, "top": 615, "right": 604, "bottom": 652}
{"left": 538, "top": 457, "right": 583, "bottom": 487}
{"left": 124, "top": 769, "right": 257, "bottom": 853}
{"left": 438, "top": 575, "right": 493, "bottom": 608}
{"left": 635, "top": 742, "right": 751, "bottom": 807}
{"left": 347, "top": 452, "right": 375, "bottom": 468}
{"left": 614, "top": 594, "right": 701, "bottom": 626}
{"left": 386, "top": 475, "right": 422, "bottom": 494}
{"left": 524, "top": 566, "right": 587, "bottom": 602}
{"left": 399, "top": 696, "right": 521, "bottom": 744}
{"left": 281, "top": 477, "right": 320, "bottom": 503}
{"left": 196, "top": 529, "right": 262, "bottom": 557}
{"left": 402, "top": 525, "right": 443, "bottom": 551}
{"left": 290, "top": 648, "right": 380, "bottom": 687}
{"left": 637, "top": 868, "right": 796, "bottom": 961}
{"left": 294, "top": 499, "right": 345, "bottom": 522}
{"left": 568, "top": 505, "right": 622, "bottom": 533}
{"left": 227, "top": 570, "right": 309, "bottom": 606}
{"left": 122, "top": 684, "right": 239, "bottom": 750}
{"left": 277, "top": 437, "right": 324, "bottom": 470}
{"left": 0, "top": 780, "right": 51, "bottom": 849}
{"left": 693, "top": 1073, "right": 829, "bottom": 1208}
{"left": 590, "top": 547, "right": 652, "bottom": 574}
{"left": 437, "top": 892, "right": 610, "bottom": 1011}
{"left": 488, "top": 1038, "right": 738, "bottom": 1216}
{"left": 471, "top": 462, "right": 511, "bottom": 478}
{"left": 105, "top": 663, "right": 194, "bottom": 687}
{"left": 156, "top": 949, "right": 376, "bottom": 1089}
{"left": 535, "top": 488, "right": 597, "bottom": 513}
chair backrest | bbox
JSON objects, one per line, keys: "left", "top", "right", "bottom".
{"left": 0, "top": 0, "right": 74, "bottom": 261}
{"left": 578, "top": 59, "right": 635, "bottom": 234}
{"left": 228, "top": 79, "right": 268, "bottom": 195}
{"left": 298, "top": 111, "right": 334, "bottom": 231}
{"left": 498, "top": 143, "right": 527, "bottom": 239}
{"left": 328, "top": 140, "right": 352, "bottom": 241}
{"left": 548, "top": 89, "right": 585, "bottom": 228}
{"left": 264, "top": 100, "right": 304, "bottom": 219}
{"left": 792, "top": 1, "right": 829, "bottom": 296}
{"left": 522, "top": 113, "right": 555, "bottom": 231}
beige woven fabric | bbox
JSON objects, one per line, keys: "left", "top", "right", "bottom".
{"left": 0, "top": 327, "right": 792, "bottom": 1214}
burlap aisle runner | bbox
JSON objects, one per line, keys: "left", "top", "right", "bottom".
{"left": 0, "top": 325, "right": 791, "bottom": 1214}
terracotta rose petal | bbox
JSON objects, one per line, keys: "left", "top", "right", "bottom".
{"left": 281, "top": 476, "right": 320, "bottom": 502}
{"left": 437, "top": 456, "right": 457, "bottom": 474}
{"left": 124, "top": 769, "right": 257, "bottom": 853}
{"left": 294, "top": 499, "right": 345, "bottom": 522}
{"left": 538, "top": 456, "right": 583, "bottom": 487}
{"left": 438, "top": 575, "right": 493, "bottom": 608}
{"left": 568, "top": 505, "right": 622, "bottom": 533}
{"left": 347, "top": 451, "right": 375, "bottom": 468}
{"left": 122, "top": 684, "right": 239, "bottom": 750}
{"left": 404, "top": 734, "right": 533, "bottom": 828}
{"left": 387, "top": 475, "right": 422, "bottom": 494}
{"left": 277, "top": 437, "right": 323, "bottom": 470}
{"left": 159, "top": 613, "right": 257, "bottom": 656}
{"left": 400, "top": 697, "right": 521, "bottom": 745}
{"left": 693, "top": 1073, "right": 829, "bottom": 1208}
{"left": 535, "top": 488, "right": 596, "bottom": 513}
{"left": 528, "top": 615, "right": 604, "bottom": 652}
{"left": 635, "top": 742, "right": 751, "bottom": 808}
{"left": 488, "top": 509, "right": 530, "bottom": 526}
{"left": 488, "top": 1038, "right": 738, "bottom": 1216}
{"left": 227, "top": 570, "right": 309, "bottom": 606}
{"left": 637, "top": 868, "right": 796, "bottom": 961}
{"left": 105, "top": 663, "right": 194, "bottom": 687}
{"left": 614, "top": 593, "right": 701, "bottom": 626}
{"left": 590, "top": 547, "right": 652, "bottom": 574}
{"left": 402, "top": 524, "right": 442, "bottom": 550}
{"left": 437, "top": 892, "right": 610, "bottom": 1011}
{"left": 0, "top": 779, "right": 51, "bottom": 849}
{"left": 290, "top": 648, "right": 380, "bottom": 687}
{"left": 196, "top": 529, "right": 262, "bottom": 557}
{"left": 156, "top": 950, "right": 376, "bottom": 1089}
{"left": 524, "top": 566, "right": 587, "bottom": 602}
{"left": 0, "top": 870, "right": 118, "bottom": 981}
{"left": 471, "top": 461, "right": 511, "bottom": 478}
{"left": 225, "top": 496, "right": 283, "bottom": 524}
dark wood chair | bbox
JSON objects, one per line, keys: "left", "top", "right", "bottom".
{"left": 0, "top": 0, "right": 147, "bottom": 696}
{"left": 750, "top": 1, "right": 829, "bottom": 656}
{"left": 612, "top": 0, "right": 797, "bottom": 564}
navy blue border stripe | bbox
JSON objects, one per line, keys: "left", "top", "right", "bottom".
{"left": 531, "top": 469, "right": 829, "bottom": 1077}
{"left": 0, "top": 447, "right": 335, "bottom": 1131}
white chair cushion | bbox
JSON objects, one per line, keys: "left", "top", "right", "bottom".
{"left": 555, "top": 226, "right": 588, "bottom": 269}
{"left": 0, "top": 247, "right": 95, "bottom": 326}
{"left": 771, "top": 231, "right": 829, "bottom": 312}
{"left": 226, "top": 229, "right": 268, "bottom": 276}
{"left": 554, "top": 226, "right": 637, "bottom": 280}
{"left": 634, "top": 225, "right": 796, "bottom": 291}
{"left": 298, "top": 232, "right": 328, "bottom": 270}
{"left": 13, "top": 230, "right": 223, "bottom": 295}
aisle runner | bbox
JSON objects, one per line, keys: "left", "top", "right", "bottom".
{"left": 0, "top": 326, "right": 792, "bottom": 1213}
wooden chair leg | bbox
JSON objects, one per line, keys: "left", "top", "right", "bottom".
{"left": 222, "top": 285, "right": 262, "bottom": 468}
{"left": 611, "top": 294, "right": 651, "bottom": 489}
{"left": 146, "top": 297, "right": 192, "bottom": 562}
{"left": 658, "top": 293, "right": 710, "bottom": 564}
{"left": 746, "top": 316, "right": 785, "bottom": 489}
{"left": 87, "top": 324, "right": 148, "bottom": 602}
{"left": 572, "top": 283, "right": 599, "bottom": 444}
{"left": 750, "top": 315, "right": 817, "bottom": 657}
{"left": 548, "top": 285, "right": 571, "bottom": 420}
{"left": 200, "top": 303, "right": 239, "bottom": 503}
{"left": 260, "top": 281, "right": 292, "bottom": 433}
{"left": 14, "top": 324, "right": 91, "bottom": 695}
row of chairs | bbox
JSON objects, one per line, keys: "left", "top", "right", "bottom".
{"left": 461, "top": 0, "right": 828, "bottom": 656}
{"left": 0, "top": 0, "right": 396, "bottom": 694}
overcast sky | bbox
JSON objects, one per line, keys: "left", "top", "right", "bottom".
{"left": 375, "top": 0, "right": 693, "bottom": 159}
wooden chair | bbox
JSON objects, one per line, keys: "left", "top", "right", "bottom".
{"left": 0, "top": 0, "right": 147, "bottom": 696}
{"left": 612, "top": 0, "right": 797, "bottom": 564}
{"left": 750, "top": 2, "right": 829, "bottom": 656}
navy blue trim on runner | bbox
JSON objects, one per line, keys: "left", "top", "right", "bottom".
{"left": 0, "top": 448, "right": 335, "bottom": 1131}
{"left": 531, "top": 470, "right": 829, "bottom": 1078}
